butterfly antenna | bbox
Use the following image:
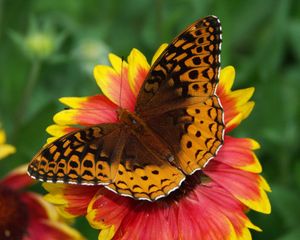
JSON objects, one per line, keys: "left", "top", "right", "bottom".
{"left": 119, "top": 56, "right": 125, "bottom": 109}
{"left": 67, "top": 108, "right": 117, "bottom": 112}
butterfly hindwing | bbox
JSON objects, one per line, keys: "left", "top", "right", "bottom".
{"left": 145, "top": 96, "right": 224, "bottom": 175}
{"left": 106, "top": 134, "right": 185, "bottom": 201}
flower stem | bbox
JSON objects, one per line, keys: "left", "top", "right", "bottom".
{"left": 13, "top": 60, "right": 41, "bottom": 135}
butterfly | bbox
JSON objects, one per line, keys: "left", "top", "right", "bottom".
{"left": 28, "top": 16, "right": 224, "bottom": 201}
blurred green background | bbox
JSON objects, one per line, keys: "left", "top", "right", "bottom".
{"left": 1, "top": 0, "right": 299, "bottom": 239}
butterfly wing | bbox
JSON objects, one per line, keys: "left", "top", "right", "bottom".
{"left": 28, "top": 123, "right": 185, "bottom": 201}
{"left": 28, "top": 124, "right": 125, "bottom": 185}
{"left": 145, "top": 96, "right": 223, "bottom": 175}
{"left": 135, "top": 16, "right": 224, "bottom": 174}
{"left": 106, "top": 133, "right": 185, "bottom": 201}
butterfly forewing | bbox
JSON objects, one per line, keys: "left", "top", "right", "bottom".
{"left": 28, "top": 124, "right": 124, "bottom": 185}
{"left": 136, "top": 16, "right": 224, "bottom": 174}
{"left": 136, "top": 16, "right": 222, "bottom": 114}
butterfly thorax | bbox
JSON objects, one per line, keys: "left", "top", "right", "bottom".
{"left": 116, "top": 108, "right": 141, "bottom": 129}
{"left": 117, "top": 108, "right": 175, "bottom": 163}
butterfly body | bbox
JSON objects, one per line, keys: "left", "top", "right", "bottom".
{"left": 117, "top": 108, "right": 176, "bottom": 164}
{"left": 28, "top": 16, "right": 224, "bottom": 201}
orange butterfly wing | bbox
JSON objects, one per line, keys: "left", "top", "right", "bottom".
{"left": 106, "top": 134, "right": 185, "bottom": 200}
{"left": 28, "top": 124, "right": 124, "bottom": 185}
{"left": 136, "top": 16, "right": 224, "bottom": 174}
{"left": 28, "top": 123, "right": 185, "bottom": 201}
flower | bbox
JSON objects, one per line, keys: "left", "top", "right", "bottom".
{"left": 72, "top": 37, "right": 110, "bottom": 75}
{"left": 25, "top": 32, "right": 55, "bottom": 60}
{"left": 0, "top": 127, "right": 16, "bottom": 160}
{"left": 9, "top": 17, "right": 66, "bottom": 62}
{"left": 43, "top": 45, "right": 271, "bottom": 240}
{"left": 0, "top": 143, "right": 84, "bottom": 240}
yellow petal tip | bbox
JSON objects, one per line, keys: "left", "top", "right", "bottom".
{"left": 220, "top": 66, "right": 236, "bottom": 91}
{"left": 250, "top": 139, "right": 261, "bottom": 149}
{"left": 151, "top": 43, "right": 168, "bottom": 65}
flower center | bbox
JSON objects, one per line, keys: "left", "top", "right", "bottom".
{"left": 0, "top": 186, "right": 29, "bottom": 240}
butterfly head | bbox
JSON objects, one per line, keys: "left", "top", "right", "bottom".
{"left": 116, "top": 108, "right": 138, "bottom": 126}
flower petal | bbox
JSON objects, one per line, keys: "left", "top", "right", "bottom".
{"left": 0, "top": 144, "right": 16, "bottom": 160}
{"left": 46, "top": 124, "right": 79, "bottom": 138}
{"left": 0, "top": 127, "right": 16, "bottom": 159}
{"left": 108, "top": 53, "right": 128, "bottom": 75}
{"left": 86, "top": 189, "right": 132, "bottom": 236}
{"left": 218, "top": 66, "right": 235, "bottom": 94}
{"left": 0, "top": 164, "right": 35, "bottom": 190}
{"left": 217, "top": 66, "right": 255, "bottom": 132}
{"left": 151, "top": 43, "right": 168, "bottom": 65}
{"left": 54, "top": 95, "right": 118, "bottom": 126}
{"left": 0, "top": 127, "right": 6, "bottom": 144}
{"left": 25, "top": 220, "right": 85, "bottom": 240}
{"left": 175, "top": 186, "right": 237, "bottom": 240}
{"left": 128, "top": 48, "right": 150, "bottom": 96}
{"left": 21, "top": 192, "right": 85, "bottom": 240}
{"left": 204, "top": 161, "right": 271, "bottom": 214}
{"left": 222, "top": 89, "right": 255, "bottom": 132}
{"left": 114, "top": 202, "right": 175, "bottom": 240}
{"left": 21, "top": 192, "right": 58, "bottom": 221}
{"left": 98, "top": 226, "right": 115, "bottom": 240}
{"left": 94, "top": 62, "right": 135, "bottom": 111}
{"left": 60, "top": 95, "right": 118, "bottom": 111}
{"left": 43, "top": 183, "right": 99, "bottom": 218}
{"left": 196, "top": 182, "right": 261, "bottom": 237}
{"left": 259, "top": 175, "right": 272, "bottom": 192}
{"left": 103, "top": 180, "right": 259, "bottom": 240}
{"left": 214, "top": 136, "right": 262, "bottom": 173}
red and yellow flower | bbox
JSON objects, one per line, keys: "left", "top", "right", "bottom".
{"left": 0, "top": 127, "right": 84, "bottom": 240}
{"left": 43, "top": 44, "right": 271, "bottom": 240}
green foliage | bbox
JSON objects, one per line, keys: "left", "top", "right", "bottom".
{"left": 0, "top": 0, "right": 299, "bottom": 239}
{"left": 9, "top": 16, "right": 67, "bottom": 62}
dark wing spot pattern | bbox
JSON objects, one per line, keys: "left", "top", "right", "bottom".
{"left": 136, "top": 16, "right": 222, "bottom": 114}
{"left": 135, "top": 16, "right": 224, "bottom": 176}
{"left": 28, "top": 124, "right": 122, "bottom": 185}
{"left": 105, "top": 134, "right": 185, "bottom": 201}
